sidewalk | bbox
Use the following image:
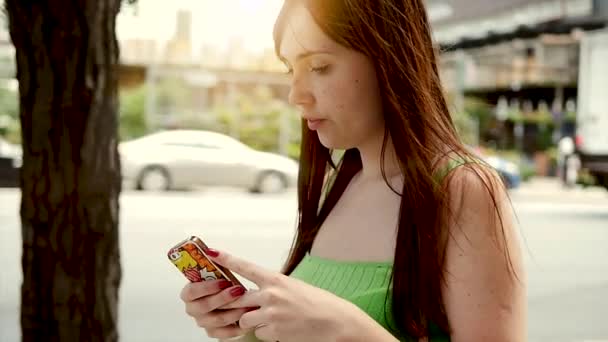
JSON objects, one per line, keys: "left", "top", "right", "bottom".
{"left": 509, "top": 177, "right": 607, "bottom": 202}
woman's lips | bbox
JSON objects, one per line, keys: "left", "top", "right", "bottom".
{"left": 306, "top": 118, "right": 325, "bottom": 130}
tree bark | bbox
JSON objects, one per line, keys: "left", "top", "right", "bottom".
{"left": 5, "top": 1, "right": 123, "bottom": 341}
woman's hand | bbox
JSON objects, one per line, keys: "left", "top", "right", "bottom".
{"left": 180, "top": 279, "right": 252, "bottom": 340}
{"left": 207, "top": 248, "right": 396, "bottom": 342}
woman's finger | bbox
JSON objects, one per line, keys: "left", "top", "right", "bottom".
{"left": 205, "top": 324, "right": 249, "bottom": 340}
{"left": 206, "top": 249, "right": 281, "bottom": 287}
{"left": 238, "top": 307, "right": 270, "bottom": 330}
{"left": 220, "top": 288, "right": 263, "bottom": 310}
{"left": 185, "top": 285, "right": 247, "bottom": 316}
{"left": 194, "top": 307, "right": 249, "bottom": 329}
{"left": 180, "top": 279, "right": 232, "bottom": 302}
{"left": 253, "top": 322, "right": 279, "bottom": 342}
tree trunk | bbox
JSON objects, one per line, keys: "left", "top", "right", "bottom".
{"left": 5, "top": 1, "right": 123, "bottom": 341}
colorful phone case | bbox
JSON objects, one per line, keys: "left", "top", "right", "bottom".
{"left": 167, "top": 236, "right": 242, "bottom": 286}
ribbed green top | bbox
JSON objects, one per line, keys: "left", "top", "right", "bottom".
{"left": 291, "top": 254, "right": 449, "bottom": 341}
{"left": 290, "top": 157, "right": 476, "bottom": 340}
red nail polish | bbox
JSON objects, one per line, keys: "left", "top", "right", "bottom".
{"left": 230, "top": 286, "right": 245, "bottom": 297}
{"left": 218, "top": 280, "right": 232, "bottom": 290}
{"left": 205, "top": 248, "right": 220, "bottom": 257}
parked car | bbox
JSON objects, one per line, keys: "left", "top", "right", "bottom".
{"left": 0, "top": 137, "right": 21, "bottom": 188}
{"left": 119, "top": 130, "right": 299, "bottom": 193}
{"left": 469, "top": 146, "right": 521, "bottom": 189}
{"left": 482, "top": 154, "right": 521, "bottom": 189}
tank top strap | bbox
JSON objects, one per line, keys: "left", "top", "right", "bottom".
{"left": 318, "top": 166, "right": 339, "bottom": 214}
{"left": 434, "top": 154, "right": 477, "bottom": 183}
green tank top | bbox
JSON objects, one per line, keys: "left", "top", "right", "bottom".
{"left": 290, "top": 254, "right": 449, "bottom": 341}
{"left": 290, "top": 157, "right": 473, "bottom": 341}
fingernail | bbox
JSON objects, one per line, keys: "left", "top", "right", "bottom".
{"left": 218, "top": 280, "right": 232, "bottom": 290}
{"left": 230, "top": 286, "right": 245, "bottom": 297}
{"left": 205, "top": 248, "right": 220, "bottom": 257}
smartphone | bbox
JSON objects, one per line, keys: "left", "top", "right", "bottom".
{"left": 167, "top": 236, "right": 243, "bottom": 287}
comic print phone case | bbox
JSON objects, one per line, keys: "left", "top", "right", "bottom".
{"left": 167, "top": 236, "right": 243, "bottom": 286}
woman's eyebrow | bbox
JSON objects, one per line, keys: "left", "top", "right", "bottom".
{"left": 279, "top": 50, "right": 333, "bottom": 65}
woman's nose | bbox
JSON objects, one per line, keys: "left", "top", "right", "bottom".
{"left": 288, "top": 77, "right": 314, "bottom": 107}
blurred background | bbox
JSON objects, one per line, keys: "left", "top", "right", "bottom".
{"left": 1, "top": 0, "right": 607, "bottom": 341}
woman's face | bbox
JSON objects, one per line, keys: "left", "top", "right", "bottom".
{"left": 278, "top": 3, "right": 384, "bottom": 150}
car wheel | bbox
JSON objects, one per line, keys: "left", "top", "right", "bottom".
{"left": 252, "top": 171, "right": 287, "bottom": 194}
{"left": 137, "top": 166, "right": 171, "bottom": 191}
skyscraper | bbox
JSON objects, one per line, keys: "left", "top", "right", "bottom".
{"left": 164, "top": 9, "right": 193, "bottom": 64}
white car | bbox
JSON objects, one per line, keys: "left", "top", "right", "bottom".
{"left": 119, "top": 130, "right": 299, "bottom": 193}
{"left": 0, "top": 137, "right": 21, "bottom": 188}
{"left": 0, "top": 137, "right": 22, "bottom": 168}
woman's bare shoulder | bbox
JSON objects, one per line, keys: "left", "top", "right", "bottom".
{"left": 441, "top": 163, "right": 527, "bottom": 342}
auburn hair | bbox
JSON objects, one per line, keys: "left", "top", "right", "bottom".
{"left": 275, "top": 0, "right": 512, "bottom": 338}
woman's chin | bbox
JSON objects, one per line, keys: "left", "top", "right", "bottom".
{"left": 317, "top": 133, "right": 351, "bottom": 150}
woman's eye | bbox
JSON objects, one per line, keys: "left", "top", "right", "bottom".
{"left": 309, "top": 65, "right": 329, "bottom": 74}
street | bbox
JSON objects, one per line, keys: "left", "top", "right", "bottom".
{"left": 1, "top": 179, "right": 607, "bottom": 342}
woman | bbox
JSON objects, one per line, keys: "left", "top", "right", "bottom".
{"left": 180, "top": 0, "right": 527, "bottom": 341}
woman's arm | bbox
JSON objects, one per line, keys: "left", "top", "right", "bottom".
{"left": 220, "top": 304, "right": 400, "bottom": 342}
{"left": 336, "top": 309, "right": 401, "bottom": 342}
{"left": 442, "top": 167, "right": 527, "bottom": 342}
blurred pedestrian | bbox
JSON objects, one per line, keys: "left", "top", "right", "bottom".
{"left": 558, "top": 136, "right": 579, "bottom": 187}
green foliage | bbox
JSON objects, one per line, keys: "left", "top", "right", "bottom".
{"left": 0, "top": 81, "right": 20, "bottom": 143}
{"left": 451, "top": 110, "right": 477, "bottom": 146}
{"left": 519, "top": 162, "right": 537, "bottom": 181}
{"left": 464, "top": 97, "right": 493, "bottom": 132}
{"left": 451, "top": 97, "right": 499, "bottom": 146}
{"left": 119, "top": 86, "right": 148, "bottom": 141}
{"left": 120, "top": 80, "right": 302, "bottom": 158}
{"left": 287, "top": 140, "right": 301, "bottom": 160}
{"left": 535, "top": 123, "right": 554, "bottom": 151}
{"left": 564, "top": 110, "right": 576, "bottom": 122}
{"left": 118, "top": 79, "right": 196, "bottom": 141}
{"left": 238, "top": 110, "right": 281, "bottom": 152}
{"left": 155, "top": 77, "right": 192, "bottom": 115}
{"left": 211, "top": 86, "right": 301, "bottom": 159}
{"left": 1, "top": 81, "right": 152, "bottom": 143}
{"left": 508, "top": 111, "right": 554, "bottom": 124}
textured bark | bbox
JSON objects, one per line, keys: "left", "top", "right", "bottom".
{"left": 5, "top": 1, "right": 123, "bottom": 341}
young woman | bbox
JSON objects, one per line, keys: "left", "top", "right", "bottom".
{"left": 179, "top": 1, "right": 527, "bottom": 341}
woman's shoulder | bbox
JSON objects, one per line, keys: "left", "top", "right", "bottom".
{"left": 443, "top": 155, "right": 508, "bottom": 218}
{"left": 433, "top": 150, "right": 514, "bottom": 249}
{"left": 440, "top": 158, "right": 526, "bottom": 341}
{"left": 434, "top": 151, "right": 502, "bottom": 190}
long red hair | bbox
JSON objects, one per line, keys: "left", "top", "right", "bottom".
{"left": 275, "top": 0, "right": 511, "bottom": 338}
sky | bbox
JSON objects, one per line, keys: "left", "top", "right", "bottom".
{"left": 117, "top": 0, "right": 284, "bottom": 54}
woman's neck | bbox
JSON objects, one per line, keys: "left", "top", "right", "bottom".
{"left": 356, "top": 133, "right": 401, "bottom": 183}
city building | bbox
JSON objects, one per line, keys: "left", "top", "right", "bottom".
{"left": 430, "top": 0, "right": 607, "bottom": 174}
